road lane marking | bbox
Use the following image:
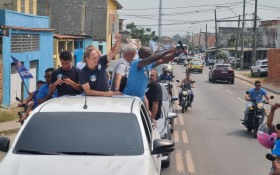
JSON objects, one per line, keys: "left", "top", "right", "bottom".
{"left": 236, "top": 97, "right": 245, "bottom": 103}
{"left": 173, "top": 130, "right": 179, "bottom": 143}
{"left": 176, "top": 150, "right": 185, "bottom": 173}
{"left": 226, "top": 90, "right": 233, "bottom": 94}
{"left": 186, "top": 150, "right": 196, "bottom": 174}
{"left": 218, "top": 85, "right": 224, "bottom": 88}
{"left": 182, "top": 130, "right": 188, "bottom": 143}
{"left": 174, "top": 117, "right": 178, "bottom": 125}
{"left": 179, "top": 114, "right": 185, "bottom": 125}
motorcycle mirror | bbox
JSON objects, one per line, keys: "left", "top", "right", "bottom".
{"left": 192, "top": 81, "right": 195, "bottom": 83}
{"left": 171, "top": 96, "right": 179, "bottom": 102}
{"left": 172, "top": 75, "right": 175, "bottom": 78}
{"left": 209, "top": 67, "right": 212, "bottom": 69}
{"left": 246, "top": 91, "right": 250, "bottom": 94}
{"left": 270, "top": 96, "right": 274, "bottom": 99}
{"left": 176, "top": 80, "right": 180, "bottom": 83}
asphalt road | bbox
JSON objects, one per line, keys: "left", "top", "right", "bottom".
{"left": 162, "top": 63, "right": 280, "bottom": 175}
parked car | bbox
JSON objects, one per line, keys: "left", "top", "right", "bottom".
{"left": 176, "top": 53, "right": 187, "bottom": 65}
{"left": 157, "top": 106, "right": 177, "bottom": 168}
{"left": 209, "top": 63, "right": 235, "bottom": 84}
{"left": 251, "top": 59, "right": 268, "bottom": 77}
{"left": 0, "top": 96, "right": 175, "bottom": 175}
{"left": 188, "top": 60, "right": 204, "bottom": 74}
{"left": 159, "top": 83, "right": 178, "bottom": 135}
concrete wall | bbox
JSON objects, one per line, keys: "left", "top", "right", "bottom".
{"left": 267, "top": 49, "right": 280, "bottom": 83}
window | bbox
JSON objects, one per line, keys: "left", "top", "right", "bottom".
{"left": 11, "top": 34, "right": 40, "bottom": 52}
{"left": 15, "top": 112, "right": 144, "bottom": 155}
{"left": 21, "top": 0, "right": 25, "bottom": 13}
{"left": 58, "top": 41, "right": 65, "bottom": 53}
{"left": 29, "top": 0, "right": 33, "bottom": 14}
{"left": 98, "top": 45, "right": 103, "bottom": 54}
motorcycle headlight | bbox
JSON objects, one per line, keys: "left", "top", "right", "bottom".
{"left": 182, "top": 91, "right": 188, "bottom": 96}
{"left": 257, "top": 103, "right": 264, "bottom": 110}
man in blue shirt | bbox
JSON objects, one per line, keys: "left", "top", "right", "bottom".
{"left": 123, "top": 46, "right": 180, "bottom": 110}
{"left": 243, "top": 80, "right": 270, "bottom": 124}
{"left": 158, "top": 66, "right": 173, "bottom": 96}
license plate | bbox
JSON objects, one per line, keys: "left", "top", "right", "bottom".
{"left": 221, "top": 71, "right": 227, "bottom": 73}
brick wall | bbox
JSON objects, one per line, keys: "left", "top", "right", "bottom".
{"left": 268, "top": 49, "right": 280, "bottom": 83}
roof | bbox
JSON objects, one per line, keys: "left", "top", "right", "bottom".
{"left": 36, "top": 95, "right": 141, "bottom": 113}
{"left": 0, "top": 25, "right": 55, "bottom": 32}
{"left": 54, "top": 34, "right": 85, "bottom": 39}
{"left": 112, "top": 0, "right": 123, "bottom": 9}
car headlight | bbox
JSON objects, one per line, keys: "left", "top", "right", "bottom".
{"left": 257, "top": 103, "right": 264, "bottom": 109}
{"left": 182, "top": 91, "right": 188, "bottom": 96}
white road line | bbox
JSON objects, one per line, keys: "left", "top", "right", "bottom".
{"left": 226, "top": 90, "right": 233, "bottom": 94}
{"left": 182, "top": 130, "right": 188, "bottom": 143}
{"left": 174, "top": 117, "right": 178, "bottom": 125}
{"left": 218, "top": 85, "right": 224, "bottom": 88}
{"left": 173, "top": 130, "right": 179, "bottom": 143}
{"left": 186, "top": 150, "right": 196, "bottom": 174}
{"left": 236, "top": 97, "right": 246, "bottom": 103}
{"left": 176, "top": 150, "right": 185, "bottom": 173}
{"left": 179, "top": 115, "right": 185, "bottom": 125}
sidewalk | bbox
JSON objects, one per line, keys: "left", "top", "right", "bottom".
{"left": 234, "top": 69, "right": 280, "bottom": 95}
{"left": 0, "top": 70, "right": 279, "bottom": 135}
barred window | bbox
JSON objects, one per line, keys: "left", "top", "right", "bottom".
{"left": 11, "top": 34, "right": 40, "bottom": 52}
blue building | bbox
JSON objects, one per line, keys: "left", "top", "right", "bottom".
{"left": 0, "top": 9, "right": 54, "bottom": 106}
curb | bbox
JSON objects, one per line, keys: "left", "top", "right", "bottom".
{"left": 235, "top": 75, "right": 280, "bottom": 95}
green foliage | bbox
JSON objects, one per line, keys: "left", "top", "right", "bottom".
{"left": 0, "top": 108, "right": 20, "bottom": 123}
{"left": 126, "top": 23, "right": 158, "bottom": 46}
{"left": 216, "top": 52, "right": 227, "bottom": 60}
{"left": 227, "top": 35, "right": 236, "bottom": 47}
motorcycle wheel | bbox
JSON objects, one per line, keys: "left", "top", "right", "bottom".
{"left": 182, "top": 101, "right": 186, "bottom": 113}
{"left": 254, "top": 118, "right": 263, "bottom": 137}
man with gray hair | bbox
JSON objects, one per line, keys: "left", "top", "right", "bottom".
{"left": 110, "top": 42, "right": 137, "bottom": 92}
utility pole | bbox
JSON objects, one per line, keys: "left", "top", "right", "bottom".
{"left": 198, "top": 29, "right": 201, "bottom": 51}
{"left": 205, "top": 23, "right": 208, "bottom": 50}
{"left": 234, "top": 15, "right": 241, "bottom": 69}
{"left": 158, "top": 0, "right": 162, "bottom": 38}
{"left": 215, "top": 9, "right": 218, "bottom": 48}
{"left": 252, "top": 0, "right": 258, "bottom": 64}
{"left": 240, "top": 0, "right": 246, "bottom": 69}
{"left": 235, "top": 15, "right": 241, "bottom": 60}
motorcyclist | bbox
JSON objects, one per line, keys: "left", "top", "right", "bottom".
{"left": 158, "top": 66, "right": 173, "bottom": 96}
{"left": 243, "top": 80, "right": 270, "bottom": 124}
{"left": 178, "top": 72, "right": 194, "bottom": 107}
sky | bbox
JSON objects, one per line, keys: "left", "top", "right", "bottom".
{"left": 117, "top": 0, "right": 280, "bottom": 37}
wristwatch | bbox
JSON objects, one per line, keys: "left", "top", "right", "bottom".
{"left": 115, "top": 88, "right": 119, "bottom": 91}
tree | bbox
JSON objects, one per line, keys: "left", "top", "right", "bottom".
{"left": 126, "top": 23, "right": 158, "bottom": 46}
{"left": 227, "top": 35, "right": 236, "bottom": 47}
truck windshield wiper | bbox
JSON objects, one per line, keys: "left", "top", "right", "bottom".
{"left": 57, "top": 151, "right": 116, "bottom": 156}
{"left": 16, "top": 149, "right": 60, "bottom": 155}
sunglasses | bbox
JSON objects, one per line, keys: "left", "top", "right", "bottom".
{"left": 255, "top": 84, "right": 261, "bottom": 87}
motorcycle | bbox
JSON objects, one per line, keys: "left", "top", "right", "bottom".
{"left": 176, "top": 80, "right": 195, "bottom": 113}
{"left": 242, "top": 92, "right": 274, "bottom": 137}
{"left": 16, "top": 97, "right": 27, "bottom": 125}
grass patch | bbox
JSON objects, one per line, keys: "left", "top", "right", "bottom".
{"left": 0, "top": 107, "right": 20, "bottom": 123}
{"left": 242, "top": 73, "right": 267, "bottom": 81}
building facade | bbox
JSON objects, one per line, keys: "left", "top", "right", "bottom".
{"left": 0, "top": 0, "right": 37, "bottom": 15}
{"left": 37, "top": 0, "right": 122, "bottom": 55}
{"left": 0, "top": 9, "right": 53, "bottom": 106}
{"left": 259, "top": 20, "right": 280, "bottom": 48}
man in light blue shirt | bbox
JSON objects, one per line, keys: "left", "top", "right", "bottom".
{"left": 123, "top": 46, "right": 180, "bottom": 110}
{"left": 243, "top": 80, "right": 270, "bottom": 124}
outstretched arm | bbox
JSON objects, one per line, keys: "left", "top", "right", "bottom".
{"left": 107, "top": 34, "right": 122, "bottom": 61}
{"left": 137, "top": 50, "right": 174, "bottom": 68}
